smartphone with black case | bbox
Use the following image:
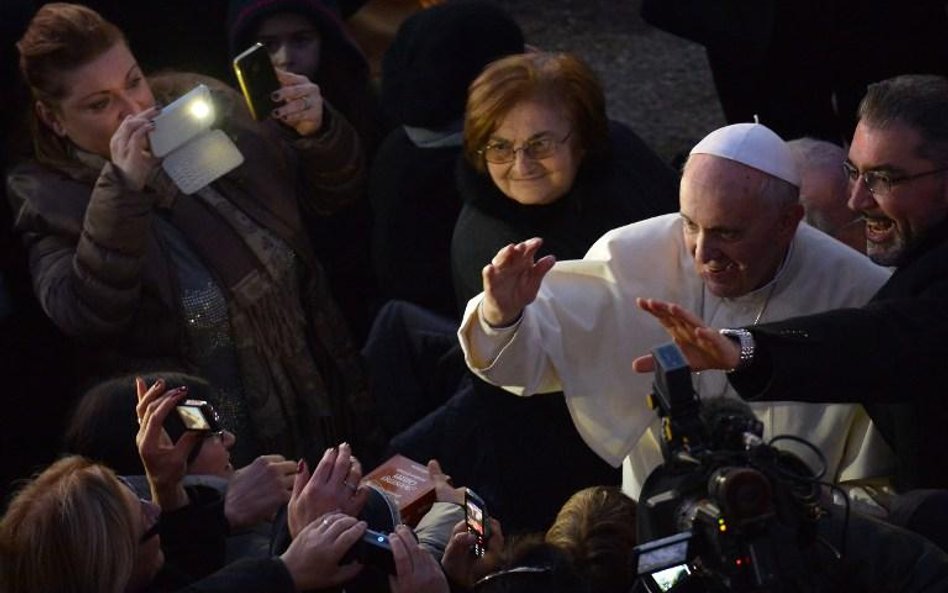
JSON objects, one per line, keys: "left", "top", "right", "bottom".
{"left": 465, "top": 488, "right": 491, "bottom": 558}
{"left": 342, "top": 528, "right": 396, "bottom": 574}
{"left": 232, "top": 43, "right": 281, "bottom": 120}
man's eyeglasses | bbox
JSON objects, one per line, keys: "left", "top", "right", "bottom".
{"left": 117, "top": 475, "right": 162, "bottom": 543}
{"left": 479, "top": 131, "right": 572, "bottom": 164}
{"left": 842, "top": 161, "right": 948, "bottom": 197}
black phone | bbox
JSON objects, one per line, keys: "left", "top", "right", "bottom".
{"left": 465, "top": 488, "right": 491, "bottom": 558}
{"left": 163, "top": 399, "right": 222, "bottom": 441}
{"left": 232, "top": 43, "right": 281, "bottom": 121}
{"left": 342, "top": 528, "right": 396, "bottom": 574}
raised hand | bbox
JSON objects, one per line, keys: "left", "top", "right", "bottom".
{"left": 271, "top": 68, "right": 324, "bottom": 136}
{"left": 481, "top": 237, "right": 556, "bottom": 327}
{"left": 111, "top": 106, "right": 159, "bottom": 190}
{"left": 135, "top": 376, "right": 202, "bottom": 511}
{"left": 389, "top": 524, "right": 450, "bottom": 593}
{"left": 280, "top": 511, "right": 365, "bottom": 590}
{"left": 288, "top": 442, "right": 368, "bottom": 538}
{"left": 225, "top": 454, "right": 298, "bottom": 530}
{"left": 631, "top": 298, "right": 740, "bottom": 373}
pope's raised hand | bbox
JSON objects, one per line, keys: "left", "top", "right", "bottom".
{"left": 480, "top": 237, "right": 555, "bottom": 327}
{"left": 631, "top": 298, "right": 740, "bottom": 373}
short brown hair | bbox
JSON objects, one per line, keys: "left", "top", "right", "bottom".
{"left": 545, "top": 486, "right": 637, "bottom": 593}
{"left": 463, "top": 52, "right": 608, "bottom": 172}
{"left": 858, "top": 74, "right": 948, "bottom": 165}
{"left": 16, "top": 3, "right": 126, "bottom": 164}
{"left": 0, "top": 456, "right": 137, "bottom": 593}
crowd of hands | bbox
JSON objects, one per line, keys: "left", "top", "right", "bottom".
{"left": 136, "top": 378, "right": 507, "bottom": 593}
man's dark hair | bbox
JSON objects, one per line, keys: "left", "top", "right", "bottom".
{"left": 858, "top": 74, "right": 948, "bottom": 164}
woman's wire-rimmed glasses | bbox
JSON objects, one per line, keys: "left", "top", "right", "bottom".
{"left": 479, "top": 131, "right": 572, "bottom": 164}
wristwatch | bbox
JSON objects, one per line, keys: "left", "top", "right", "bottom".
{"left": 719, "top": 328, "right": 755, "bottom": 372}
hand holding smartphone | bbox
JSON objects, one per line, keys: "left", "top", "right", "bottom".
{"left": 233, "top": 43, "right": 282, "bottom": 121}
{"left": 465, "top": 488, "right": 491, "bottom": 558}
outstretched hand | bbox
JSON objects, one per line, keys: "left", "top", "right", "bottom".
{"left": 481, "top": 237, "right": 556, "bottom": 327}
{"left": 631, "top": 298, "right": 740, "bottom": 372}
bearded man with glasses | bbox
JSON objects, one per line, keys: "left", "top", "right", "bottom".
{"left": 634, "top": 74, "right": 948, "bottom": 550}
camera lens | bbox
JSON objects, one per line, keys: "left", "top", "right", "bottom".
{"left": 708, "top": 467, "right": 773, "bottom": 523}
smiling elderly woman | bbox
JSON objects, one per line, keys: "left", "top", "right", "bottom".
{"left": 6, "top": 3, "right": 381, "bottom": 467}
{"left": 451, "top": 51, "right": 679, "bottom": 309}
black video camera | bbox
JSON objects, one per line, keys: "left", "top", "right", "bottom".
{"left": 634, "top": 343, "right": 826, "bottom": 593}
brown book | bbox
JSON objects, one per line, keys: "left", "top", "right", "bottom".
{"left": 361, "top": 454, "right": 436, "bottom": 527}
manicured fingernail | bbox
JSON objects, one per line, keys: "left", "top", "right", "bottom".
{"left": 270, "top": 91, "right": 280, "bottom": 101}
{"left": 341, "top": 442, "right": 350, "bottom": 449}
{"left": 271, "top": 109, "right": 280, "bottom": 117}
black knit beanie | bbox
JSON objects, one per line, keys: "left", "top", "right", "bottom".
{"left": 381, "top": 0, "right": 524, "bottom": 129}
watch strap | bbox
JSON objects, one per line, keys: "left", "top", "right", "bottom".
{"left": 719, "top": 328, "right": 755, "bottom": 372}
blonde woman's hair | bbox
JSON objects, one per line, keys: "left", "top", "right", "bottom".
{"left": 0, "top": 456, "right": 137, "bottom": 593}
{"left": 545, "top": 486, "right": 638, "bottom": 593}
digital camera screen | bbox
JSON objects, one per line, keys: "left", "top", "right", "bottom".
{"left": 650, "top": 564, "right": 692, "bottom": 592}
{"left": 176, "top": 406, "right": 211, "bottom": 430}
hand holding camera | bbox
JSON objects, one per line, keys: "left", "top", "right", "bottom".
{"left": 110, "top": 106, "right": 160, "bottom": 191}
{"left": 134, "top": 376, "right": 202, "bottom": 511}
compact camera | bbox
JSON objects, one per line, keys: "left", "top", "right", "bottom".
{"left": 163, "top": 399, "right": 222, "bottom": 442}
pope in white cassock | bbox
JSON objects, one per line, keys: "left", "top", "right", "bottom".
{"left": 457, "top": 123, "right": 895, "bottom": 498}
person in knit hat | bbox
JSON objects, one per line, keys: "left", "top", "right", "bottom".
{"left": 227, "top": 0, "right": 378, "bottom": 153}
{"left": 229, "top": 0, "right": 383, "bottom": 345}
{"left": 369, "top": 0, "right": 525, "bottom": 317}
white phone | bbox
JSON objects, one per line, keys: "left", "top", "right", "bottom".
{"left": 149, "top": 84, "right": 214, "bottom": 158}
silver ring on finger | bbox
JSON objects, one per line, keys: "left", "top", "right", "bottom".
{"left": 344, "top": 481, "right": 357, "bottom": 492}
{"left": 301, "top": 96, "right": 310, "bottom": 110}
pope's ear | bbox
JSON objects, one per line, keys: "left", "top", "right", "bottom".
{"left": 35, "top": 100, "right": 66, "bottom": 137}
{"left": 782, "top": 202, "right": 805, "bottom": 230}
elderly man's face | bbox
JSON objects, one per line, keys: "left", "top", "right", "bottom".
{"left": 680, "top": 154, "right": 803, "bottom": 298}
{"left": 847, "top": 121, "right": 948, "bottom": 265}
